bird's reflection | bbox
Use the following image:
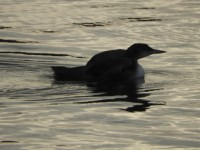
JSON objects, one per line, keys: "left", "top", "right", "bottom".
{"left": 73, "top": 78, "right": 166, "bottom": 113}
{"left": 53, "top": 77, "right": 165, "bottom": 112}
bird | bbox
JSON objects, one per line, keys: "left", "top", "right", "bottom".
{"left": 52, "top": 43, "right": 166, "bottom": 84}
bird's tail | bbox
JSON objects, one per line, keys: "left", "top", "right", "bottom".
{"left": 51, "top": 66, "right": 87, "bottom": 81}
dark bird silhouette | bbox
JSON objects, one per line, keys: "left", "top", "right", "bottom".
{"left": 52, "top": 43, "right": 165, "bottom": 84}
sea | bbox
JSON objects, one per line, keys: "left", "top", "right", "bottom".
{"left": 0, "top": 0, "right": 200, "bottom": 149}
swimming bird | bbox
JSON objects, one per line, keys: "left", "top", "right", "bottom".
{"left": 52, "top": 43, "right": 165, "bottom": 84}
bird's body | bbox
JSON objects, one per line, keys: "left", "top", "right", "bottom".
{"left": 52, "top": 43, "right": 165, "bottom": 84}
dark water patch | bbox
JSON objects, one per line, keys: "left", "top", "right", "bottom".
{"left": 40, "top": 30, "right": 59, "bottom": 33}
{"left": 76, "top": 94, "right": 165, "bottom": 113}
{"left": 0, "top": 62, "right": 26, "bottom": 68}
{"left": 122, "top": 100, "right": 165, "bottom": 113}
{"left": 0, "top": 26, "right": 12, "bottom": 29}
{"left": 56, "top": 144, "right": 67, "bottom": 147}
{"left": 120, "top": 17, "right": 162, "bottom": 22}
{"left": 135, "top": 7, "right": 156, "bottom": 9}
{"left": 139, "top": 87, "right": 163, "bottom": 92}
{"left": 0, "top": 140, "right": 19, "bottom": 143}
{"left": 12, "top": 112, "right": 23, "bottom": 115}
{"left": 0, "top": 39, "right": 38, "bottom": 44}
{"left": 90, "top": 5, "right": 112, "bottom": 8}
{"left": 73, "top": 22, "right": 110, "bottom": 27}
{"left": 0, "top": 51, "right": 86, "bottom": 58}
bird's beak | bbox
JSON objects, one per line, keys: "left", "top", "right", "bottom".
{"left": 151, "top": 49, "right": 166, "bottom": 54}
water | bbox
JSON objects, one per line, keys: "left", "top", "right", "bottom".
{"left": 0, "top": 0, "right": 200, "bottom": 149}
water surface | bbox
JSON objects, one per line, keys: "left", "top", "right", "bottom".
{"left": 0, "top": 0, "right": 200, "bottom": 149}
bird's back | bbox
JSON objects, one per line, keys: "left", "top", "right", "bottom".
{"left": 86, "top": 49, "right": 127, "bottom": 76}
{"left": 86, "top": 49, "right": 125, "bottom": 65}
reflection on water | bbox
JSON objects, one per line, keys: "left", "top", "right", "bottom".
{"left": 73, "top": 22, "right": 111, "bottom": 27}
{"left": 0, "top": 39, "right": 38, "bottom": 43}
{"left": 55, "top": 78, "right": 165, "bottom": 113}
{"left": 0, "top": 51, "right": 86, "bottom": 58}
{"left": 0, "top": 26, "right": 12, "bottom": 29}
{"left": 120, "top": 17, "right": 162, "bottom": 22}
{"left": 0, "top": 0, "right": 200, "bottom": 149}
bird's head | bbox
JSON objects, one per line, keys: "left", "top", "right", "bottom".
{"left": 126, "top": 43, "right": 166, "bottom": 60}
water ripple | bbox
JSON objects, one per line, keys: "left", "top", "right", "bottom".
{"left": 0, "top": 0, "right": 200, "bottom": 149}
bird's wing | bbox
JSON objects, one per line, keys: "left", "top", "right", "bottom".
{"left": 96, "top": 58, "right": 133, "bottom": 84}
{"left": 86, "top": 51, "right": 129, "bottom": 76}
